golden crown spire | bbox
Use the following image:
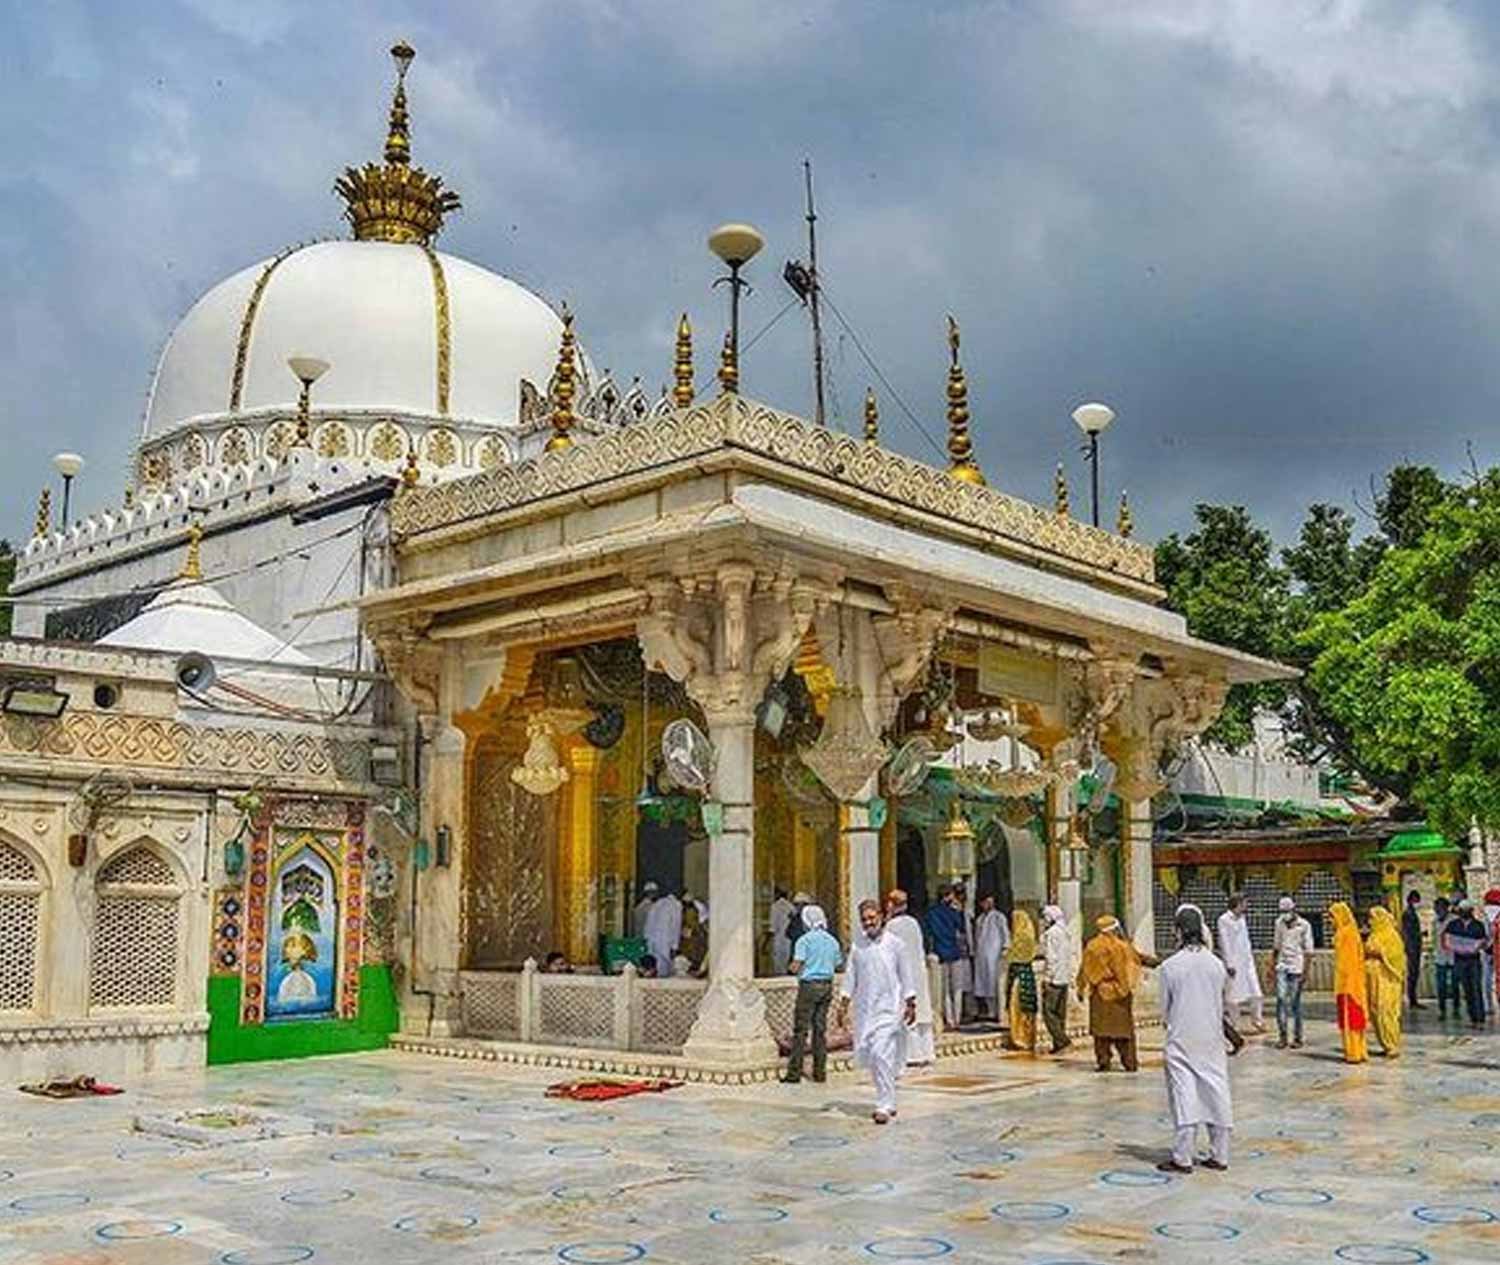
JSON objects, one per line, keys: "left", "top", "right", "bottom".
{"left": 717, "top": 330, "right": 739, "bottom": 395}
{"left": 334, "top": 42, "right": 461, "bottom": 245}
{"left": 546, "top": 308, "right": 578, "bottom": 453}
{"left": 33, "top": 487, "right": 51, "bottom": 539}
{"left": 1117, "top": 490, "right": 1134, "bottom": 538}
{"left": 673, "top": 313, "right": 695, "bottom": 408}
{"left": 945, "top": 315, "right": 984, "bottom": 485}
{"left": 1054, "top": 462, "right": 1069, "bottom": 517}
{"left": 864, "top": 387, "right": 880, "bottom": 444}
{"left": 180, "top": 521, "right": 204, "bottom": 582}
{"left": 401, "top": 440, "right": 420, "bottom": 489}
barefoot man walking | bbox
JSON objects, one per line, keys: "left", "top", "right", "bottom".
{"left": 838, "top": 899, "right": 917, "bottom": 1124}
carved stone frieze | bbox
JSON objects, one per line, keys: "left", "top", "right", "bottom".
{"left": 391, "top": 393, "right": 1157, "bottom": 584}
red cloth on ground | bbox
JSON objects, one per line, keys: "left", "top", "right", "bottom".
{"left": 544, "top": 1078, "right": 679, "bottom": 1101}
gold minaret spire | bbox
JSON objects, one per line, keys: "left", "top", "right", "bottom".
{"left": 180, "top": 521, "right": 203, "bottom": 582}
{"left": 1117, "top": 490, "right": 1134, "bottom": 538}
{"left": 673, "top": 313, "right": 695, "bottom": 408}
{"left": 864, "top": 388, "right": 880, "bottom": 444}
{"left": 546, "top": 308, "right": 578, "bottom": 453}
{"left": 1054, "top": 462, "right": 1069, "bottom": 517}
{"left": 945, "top": 315, "right": 984, "bottom": 485}
{"left": 33, "top": 488, "right": 51, "bottom": 539}
{"left": 334, "top": 42, "right": 461, "bottom": 245}
{"left": 717, "top": 330, "right": 738, "bottom": 395}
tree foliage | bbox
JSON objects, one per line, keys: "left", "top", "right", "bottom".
{"left": 1153, "top": 463, "right": 1500, "bottom": 834}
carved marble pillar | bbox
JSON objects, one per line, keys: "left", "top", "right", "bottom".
{"left": 636, "top": 561, "right": 828, "bottom": 1064}
{"left": 419, "top": 711, "right": 467, "bottom": 1036}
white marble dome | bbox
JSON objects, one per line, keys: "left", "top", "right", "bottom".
{"left": 142, "top": 240, "right": 565, "bottom": 439}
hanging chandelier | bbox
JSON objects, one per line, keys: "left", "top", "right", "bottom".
{"left": 800, "top": 684, "right": 888, "bottom": 802}
{"left": 512, "top": 658, "right": 593, "bottom": 796}
{"left": 954, "top": 761, "right": 1057, "bottom": 800}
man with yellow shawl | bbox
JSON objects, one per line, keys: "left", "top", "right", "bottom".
{"left": 1077, "top": 915, "right": 1159, "bottom": 1071}
{"left": 1003, "top": 909, "right": 1039, "bottom": 1052}
{"left": 1329, "top": 901, "right": 1369, "bottom": 1063}
{"left": 1364, "top": 906, "right": 1406, "bottom": 1056}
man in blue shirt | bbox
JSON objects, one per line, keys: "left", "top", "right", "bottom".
{"left": 927, "top": 885, "right": 969, "bottom": 1029}
{"left": 782, "top": 903, "right": 842, "bottom": 1083}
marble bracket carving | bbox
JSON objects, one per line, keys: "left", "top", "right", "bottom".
{"left": 871, "top": 587, "right": 953, "bottom": 729}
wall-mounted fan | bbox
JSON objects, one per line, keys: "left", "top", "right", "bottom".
{"left": 885, "top": 735, "right": 935, "bottom": 797}
{"left": 661, "top": 719, "right": 715, "bottom": 795}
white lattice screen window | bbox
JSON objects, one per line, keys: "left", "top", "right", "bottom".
{"left": 90, "top": 844, "right": 182, "bottom": 1010}
{"left": 0, "top": 841, "right": 43, "bottom": 1013}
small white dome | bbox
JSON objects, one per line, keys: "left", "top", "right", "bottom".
{"left": 142, "top": 240, "right": 564, "bottom": 438}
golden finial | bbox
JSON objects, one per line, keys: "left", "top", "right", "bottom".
{"left": 1117, "top": 490, "right": 1134, "bottom": 538}
{"left": 864, "top": 388, "right": 880, "bottom": 444}
{"left": 717, "top": 330, "right": 739, "bottom": 394}
{"left": 401, "top": 440, "right": 420, "bottom": 489}
{"left": 945, "top": 315, "right": 984, "bottom": 485}
{"left": 673, "top": 313, "right": 695, "bottom": 408}
{"left": 385, "top": 41, "right": 414, "bottom": 166}
{"left": 33, "top": 488, "right": 51, "bottom": 539}
{"left": 123, "top": 485, "right": 134, "bottom": 511}
{"left": 334, "top": 43, "right": 461, "bottom": 245}
{"left": 546, "top": 308, "right": 578, "bottom": 453}
{"left": 180, "top": 520, "right": 203, "bottom": 581}
{"left": 1054, "top": 462, "right": 1069, "bottom": 517}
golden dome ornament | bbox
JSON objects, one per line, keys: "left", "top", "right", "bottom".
{"left": 944, "top": 315, "right": 985, "bottom": 485}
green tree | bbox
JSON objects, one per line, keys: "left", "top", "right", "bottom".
{"left": 1155, "top": 505, "right": 1292, "bottom": 749}
{"left": 1300, "top": 470, "right": 1500, "bottom": 832}
{"left": 0, "top": 539, "right": 14, "bottom": 637}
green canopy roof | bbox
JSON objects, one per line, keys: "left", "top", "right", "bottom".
{"left": 1379, "top": 829, "right": 1457, "bottom": 856}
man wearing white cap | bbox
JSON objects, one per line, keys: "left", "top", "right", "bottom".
{"left": 1271, "top": 895, "right": 1314, "bottom": 1049}
{"left": 632, "top": 880, "right": 659, "bottom": 938}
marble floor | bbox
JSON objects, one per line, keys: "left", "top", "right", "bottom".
{"left": 3, "top": 1010, "right": 1498, "bottom": 1265}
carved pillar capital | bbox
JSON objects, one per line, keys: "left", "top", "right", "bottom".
{"left": 370, "top": 615, "right": 442, "bottom": 716}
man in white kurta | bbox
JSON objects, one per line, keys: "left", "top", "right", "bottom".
{"left": 973, "top": 895, "right": 1010, "bottom": 1020}
{"left": 839, "top": 900, "right": 917, "bottom": 1123}
{"left": 769, "top": 890, "right": 795, "bottom": 975}
{"left": 632, "top": 881, "right": 659, "bottom": 937}
{"left": 642, "top": 890, "right": 683, "bottom": 979}
{"left": 885, "top": 888, "right": 936, "bottom": 1064}
{"left": 1158, "top": 904, "right": 1234, "bottom": 1173}
{"left": 1216, "top": 894, "right": 1265, "bottom": 1032}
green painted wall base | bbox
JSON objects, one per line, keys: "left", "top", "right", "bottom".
{"left": 206, "top": 965, "right": 399, "bottom": 1065}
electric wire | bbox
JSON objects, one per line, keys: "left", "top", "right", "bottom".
{"left": 818, "top": 286, "right": 949, "bottom": 462}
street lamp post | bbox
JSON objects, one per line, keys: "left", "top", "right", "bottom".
{"left": 1071, "top": 403, "right": 1116, "bottom": 528}
{"left": 52, "top": 452, "right": 84, "bottom": 526}
{"left": 707, "top": 223, "right": 765, "bottom": 391}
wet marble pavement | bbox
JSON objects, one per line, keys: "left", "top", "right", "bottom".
{"left": 2, "top": 1013, "right": 1498, "bottom": 1265}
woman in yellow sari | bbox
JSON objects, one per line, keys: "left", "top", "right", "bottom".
{"left": 1004, "top": 909, "right": 1039, "bottom": 1053}
{"left": 1329, "top": 901, "right": 1368, "bottom": 1063}
{"left": 1364, "top": 906, "right": 1407, "bottom": 1057}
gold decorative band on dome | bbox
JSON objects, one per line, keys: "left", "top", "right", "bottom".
{"left": 422, "top": 245, "right": 452, "bottom": 415}
{"left": 228, "top": 244, "right": 304, "bottom": 412}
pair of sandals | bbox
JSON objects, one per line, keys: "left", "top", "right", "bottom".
{"left": 872, "top": 1108, "right": 899, "bottom": 1124}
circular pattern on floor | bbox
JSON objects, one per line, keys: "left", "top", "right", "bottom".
{"left": 557, "top": 1244, "right": 646, "bottom": 1264}
{"left": 220, "top": 1249, "right": 316, "bottom": 1265}
{"left": 96, "top": 1219, "right": 182, "bottom": 1240}
{"left": 992, "top": 1201, "right": 1069, "bottom": 1221}
{"left": 789, "top": 1135, "right": 849, "bottom": 1150}
{"left": 9, "top": 1192, "right": 91, "bottom": 1213}
{"left": 200, "top": 1168, "right": 274, "bottom": 1186}
{"left": 949, "top": 1146, "right": 1018, "bottom": 1165}
{"left": 1255, "top": 1187, "right": 1334, "bottom": 1206}
{"left": 822, "top": 1180, "right": 894, "bottom": 1196}
{"left": 420, "top": 1161, "right": 491, "bottom": 1182}
{"left": 1099, "top": 1169, "right": 1170, "bottom": 1187}
{"left": 393, "top": 1211, "right": 479, "bottom": 1232}
{"left": 548, "top": 1144, "right": 611, "bottom": 1159}
{"left": 280, "top": 1188, "right": 355, "bottom": 1206}
{"left": 0, "top": 1170, "right": 12, "bottom": 1183}
{"left": 1155, "top": 1222, "right": 1240, "bottom": 1242}
{"left": 1411, "top": 1204, "right": 1495, "bottom": 1224}
{"left": 1334, "top": 1247, "right": 1429, "bottom": 1265}
{"left": 552, "top": 1185, "right": 622, "bottom": 1202}
{"left": 115, "top": 1142, "right": 184, "bottom": 1160}
{"left": 328, "top": 1146, "right": 393, "bottom": 1163}
{"left": 708, "top": 1206, "right": 787, "bottom": 1224}
{"left": 864, "top": 1238, "right": 953, "bottom": 1259}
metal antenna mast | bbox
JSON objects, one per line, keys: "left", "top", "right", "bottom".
{"left": 805, "top": 160, "right": 827, "bottom": 428}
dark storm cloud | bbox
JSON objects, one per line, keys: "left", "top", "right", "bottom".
{"left": 7, "top": 0, "right": 1500, "bottom": 548}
